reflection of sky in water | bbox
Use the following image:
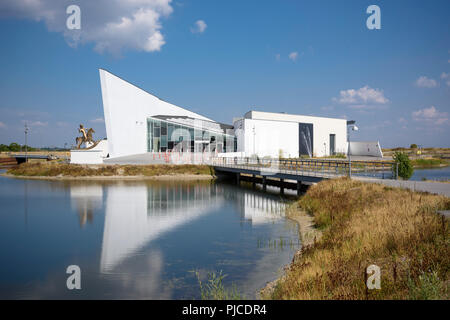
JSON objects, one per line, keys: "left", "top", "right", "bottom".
{"left": 410, "top": 166, "right": 450, "bottom": 181}
{"left": 0, "top": 176, "right": 300, "bottom": 299}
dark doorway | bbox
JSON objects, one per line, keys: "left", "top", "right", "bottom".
{"left": 329, "top": 134, "right": 336, "bottom": 155}
{"left": 299, "top": 123, "right": 313, "bottom": 157}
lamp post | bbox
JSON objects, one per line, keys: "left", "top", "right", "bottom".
{"left": 24, "top": 123, "right": 29, "bottom": 163}
{"left": 347, "top": 121, "right": 358, "bottom": 178}
{"left": 252, "top": 125, "right": 256, "bottom": 156}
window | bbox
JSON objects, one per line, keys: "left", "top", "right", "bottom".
{"left": 168, "top": 124, "right": 174, "bottom": 141}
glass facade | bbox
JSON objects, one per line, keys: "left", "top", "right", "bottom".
{"left": 147, "top": 117, "right": 236, "bottom": 153}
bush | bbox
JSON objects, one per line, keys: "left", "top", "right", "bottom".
{"left": 393, "top": 151, "right": 414, "bottom": 180}
{"left": 410, "top": 144, "right": 418, "bottom": 149}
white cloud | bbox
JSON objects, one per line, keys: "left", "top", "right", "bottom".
{"left": 0, "top": 0, "right": 173, "bottom": 55}
{"left": 288, "top": 52, "right": 298, "bottom": 61}
{"left": 275, "top": 53, "right": 280, "bottom": 61}
{"left": 415, "top": 76, "right": 438, "bottom": 88}
{"left": 22, "top": 120, "right": 48, "bottom": 127}
{"left": 333, "top": 86, "right": 389, "bottom": 108}
{"left": 190, "top": 20, "right": 207, "bottom": 33}
{"left": 320, "top": 106, "right": 334, "bottom": 111}
{"left": 412, "top": 106, "right": 448, "bottom": 125}
{"left": 90, "top": 118, "right": 105, "bottom": 123}
{"left": 56, "top": 121, "right": 69, "bottom": 127}
{"left": 398, "top": 117, "right": 407, "bottom": 124}
{"left": 0, "top": 121, "right": 6, "bottom": 129}
{"left": 441, "top": 72, "right": 450, "bottom": 86}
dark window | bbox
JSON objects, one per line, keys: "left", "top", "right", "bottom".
{"left": 161, "top": 122, "right": 167, "bottom": 135}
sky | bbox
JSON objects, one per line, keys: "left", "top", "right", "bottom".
{"left": 0, "top": 0, "right": 449, "bottom": 148}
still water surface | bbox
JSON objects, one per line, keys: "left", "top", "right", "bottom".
{"left": 0, "top": 175, "right": 300, "bottom": 299}
{"left": 410, "top": 166, "right": 450, "bottom": 182}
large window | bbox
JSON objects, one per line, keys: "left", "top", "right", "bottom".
{"left": 147, "top": 117, "right": 236, "bottom": 153}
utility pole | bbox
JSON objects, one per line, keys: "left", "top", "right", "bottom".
{"left": 24, "top": 123, "right": 29, "bottom": 163}
{"left": 252, "top": 125, "right": 256, "bottom": 156}
{"left": 347, "top": 121, "right": 358, "bottom": 178}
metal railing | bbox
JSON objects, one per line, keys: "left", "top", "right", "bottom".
{"left": 212, "top": 157, "right": 398, "bottom": 180}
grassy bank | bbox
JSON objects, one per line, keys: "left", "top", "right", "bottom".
{"left": 270, "top": 178, "right": 449, "bottom": 300}
{"left": 412, "top": 158, "right": 449, "bottom": 168}
{"left": 5, "top": 162, "right": 214, "bottom": 178}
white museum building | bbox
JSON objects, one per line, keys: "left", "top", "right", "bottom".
{"left": 70, "top": 69, "right": 382, "bottom": 164}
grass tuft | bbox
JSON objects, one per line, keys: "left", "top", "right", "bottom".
{"left": 196, "top": 270, "right": 244, "bottom": 300}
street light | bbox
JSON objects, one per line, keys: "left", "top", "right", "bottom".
{"left": 24, "top": 123, "right": 29, "bottom": 163}
{"left": 347, "top": 122, "right": 358, "bottom": 178}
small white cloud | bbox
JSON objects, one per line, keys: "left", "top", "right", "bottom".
{"left": 22, "top": 120, "right": 48, "bottom": 127}
{"left": 191, "top": 20, "right": 207, "bottom": 33}
{"left": 412, "top": 106, "right": 448, "bottom": 125}
{"left": 288, "top": 52, "right": 298, "bottom": 61}
{"left": 0, "top": 121, "right": 6, "bottom": 128}
{"left": 398, "top": 117, "right": 407, "bottom": 124}
{"left": 415, "top": 76, "right": 438, "bottom": 88}
{"left": 56, "top": 121, "right": 69, "bottom": 127}
{"left": 275, "top": 53, "right": 280, "bottom": 61}
{"left": 320, "top": 106, "right": 334, "bottom": 111}
{"left": 333, "top": 86, "right": 389, "bottom": 107}
{"left": 90, "top": 118, "right": 105, "bottom": 123}
{"left": 441, "top": 72, "right": 450, "bottom": 86}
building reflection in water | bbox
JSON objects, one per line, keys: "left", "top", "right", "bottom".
{"left": 100, "top": 182, "right": 226, "bottom": 273}
{"left": 70, "top": 184, "right": 103, "bottom": 227}
{"left": 69, "top": 181, "right": 288, "bottom": 275}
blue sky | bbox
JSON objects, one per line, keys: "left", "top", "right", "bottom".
{"left": 0, "top": 0, "right": 449, "bottom": 148}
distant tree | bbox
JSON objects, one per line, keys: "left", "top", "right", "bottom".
{"left": 410, "top": 144, "right": 418, "bottom": 149}
{"left": 393, "top": 151, "right": 414, "bottom": 180}
{"left": 8, "top": 143, "right": 21, "bottom": 152}
{"left": 0, "top": 144, "right": 9, "bottom": 152}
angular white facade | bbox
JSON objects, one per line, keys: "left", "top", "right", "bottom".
{"left": 99, "top": 69, "right": 211, "bottom": 159}
{"left": 95, "top": 69, "right": 379, "bottom": 163}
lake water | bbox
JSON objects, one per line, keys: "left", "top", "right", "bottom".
{"left": 410, "top": 166, "right": 450, "bottom": 181}
{"left": 0, "top": 175, "right": 300, "bottom": 299}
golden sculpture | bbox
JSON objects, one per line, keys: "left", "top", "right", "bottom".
{"left": 76, "top": 124, "right": 99, "bottom": 149}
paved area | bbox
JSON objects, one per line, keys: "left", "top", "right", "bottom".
{"left": 437, "top": 210, "right": 450, "bottom": 219}
{"left": 355, "top": 177, "right": 450, "bottom": 197}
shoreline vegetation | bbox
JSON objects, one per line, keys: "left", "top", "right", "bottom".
{"left": 411, "top": 158, "right": 449, "bottom": 169}
{"left": 264, "top": 177, "right": 449, "bottom": 300}
{"left": 2, "top": 162, "right": 215, "bottom": 180}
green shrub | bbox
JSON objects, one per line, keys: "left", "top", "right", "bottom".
{"left": 410, "top": 144, "right": 418, "bottom": 149}
{"left": 393, "top": 151, "right": 414, "bottom": 180}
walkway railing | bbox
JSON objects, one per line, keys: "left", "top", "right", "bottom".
{"left": 212, "top": 157, "right": 397, "bottom": 180}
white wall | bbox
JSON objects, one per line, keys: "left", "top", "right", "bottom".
{"left": 239, "top": 119, "right": 299, "bottom": 158}
{"left": 99, "top": 69, "right": 212, "bottom": 159}
{"left": 238, "top": 111, "right": 348, "bottom": 158}
{"left": 70, "top": 139, "right": 109, "bottom": 164}
{"left": 349, "top": 141, "right": 383, "bottom": 157}
{"left": 70, "top": 150, "right": 104, "bottom": 164}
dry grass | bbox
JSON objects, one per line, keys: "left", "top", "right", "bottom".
{"left": 271, "top": 177, "right": 450, "bottom": 300}
{"left": 6, "top": 162, "right": 214, "bottom": 177}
